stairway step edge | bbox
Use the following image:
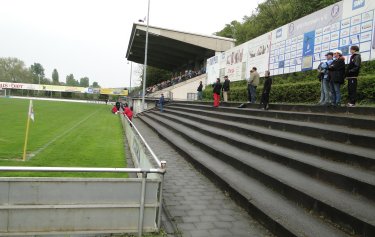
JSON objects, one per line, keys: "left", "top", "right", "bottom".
{"left": 138, "top": 116, "right": 353, "bottom": 237}
{"left": 155, "top": 110, "right": 375, "bottom": 186}
{"left": 162, "top": 109, "right": 375, "bottom": 161}
{"left": 144, "top": 112, "right": 375, "bottom": 226}
{"left": 166, "top": 105, "right": 375, "bottom": 136}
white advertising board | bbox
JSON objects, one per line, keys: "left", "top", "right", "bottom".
{"left": 246, "top": 33, "right": 272, "bottom": 78}
{"left": 223, "top": 43, "right": 247, "bottom": 82}
{"left": 206, "top": 0, "right": 375, "bottom": 83}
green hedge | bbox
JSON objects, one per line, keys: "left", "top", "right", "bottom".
{"left": 203, "top": 76, "right": 375, "bottom": 104}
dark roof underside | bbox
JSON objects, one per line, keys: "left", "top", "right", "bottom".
{"left": 126, "top": 28, "right": 217, "bottom": 71}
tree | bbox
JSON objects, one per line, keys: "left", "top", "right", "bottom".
{"left": 91, "top": 81, "right": 100, "bottom": 88}
{"left": 79, "top": 77, "right": 89, "bottom": 87}
{"left": 138, "top": 65, "right": 172, "bottom": 88}
{"left": 215, "top": 21, "right": 241, "bottom": 39}
{"left": 215, "top": 0, "right": 341, "bottom": 45}
{"left": 66, "top": 74, "right": 79, "bottom": 86}
{"left": 0, "top": 57, "right": 34, "bottom": 83}
{"left": 52, "top": 69, "right": 59, "bottom": 84}
{"left": 30, "top": 63, "right": 45, "bottom": 84}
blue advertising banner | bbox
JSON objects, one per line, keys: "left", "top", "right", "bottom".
{"left": 303, "top": 31, "right": 316, "bottom": 56}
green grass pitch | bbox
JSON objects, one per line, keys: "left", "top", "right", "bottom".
{"left": 0, "top": 98, "right": 127, "bottom": 177}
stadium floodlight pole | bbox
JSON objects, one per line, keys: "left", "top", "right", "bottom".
{"left": 141, "top": 0, "right": 150, "bottom": 112}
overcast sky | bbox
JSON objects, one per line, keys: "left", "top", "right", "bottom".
{"left": 0, "top": 0, "right": 261, "bottom": 88}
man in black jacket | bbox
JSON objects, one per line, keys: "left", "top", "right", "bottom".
{"left": 329, "top": 49, "right": 346, "bottom": 107}
{"left": 197, "top": 81, "right": 203, "bottom": 100}
{"left": 259, "top": 70, "right": 272, "bottom": 110}
{"left": 222, "top": 75, "right": 230, "bottom": 102}
{"left": 346, "top": 45, "right": 361, "bottom": 107}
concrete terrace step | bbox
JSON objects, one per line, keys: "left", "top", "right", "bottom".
{"left": 166, "top": 105, "right": 375, "bottom": 148}
{"left": 157, "top": 107, "right": 375, "bottom": 171}
{"left": 149, "top": 110, "right": 375, "bottom": 200}
{"left": 173, "top": 101, "right": 375, "bottom": 116}
{"left": 142, "top": 111, "right": 375, "bottom": 236}
{"left": 171, "top": 103, "right": 375, "bottom": 130}
{"left": 137, "top": 116, "right": 353, "bottom": 237}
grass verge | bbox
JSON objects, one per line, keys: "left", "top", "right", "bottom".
{"left": 0, "top": 98, "right": 127, "bottom": 177}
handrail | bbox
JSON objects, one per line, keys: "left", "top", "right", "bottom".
{"left": 0, "top": 166, "right": 165, "bottom": 174}
{"left": 124, "top": 115, "right": 162, "bottom": 168}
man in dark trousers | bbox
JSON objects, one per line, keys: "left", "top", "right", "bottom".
{"left": 259, "top": 70, "right": 272, "bottom": 110}
{"left": 159, "top": 94, "right": 165, "bottom": 112}
{"left": 346, "top": 45, "right": 361, "bottom": 107}
{"left": 248, "top": 67, "right": 260, "bottom": 103}
{"left": 197, "top": 81, "right": 203, "bottom": 100}
{"left": 212, "top": 78, "right": 222, "bottom": 107}
{"left": 222, "top": 75, "right": 230, "bottom": 102}
{"left": 329, "top": 49, "right": 346, "bottom": 107}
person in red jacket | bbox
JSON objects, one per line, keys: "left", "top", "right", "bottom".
{"left": 123, "top": 104, "right": 133, "bottom": 121}
{"left": 111, "top": 105, "right": 118, "bottom": 114}
{"left": 212, "top": 78, "right": 222, "bottom": 107}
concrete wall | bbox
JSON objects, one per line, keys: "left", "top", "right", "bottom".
{"left": 0, "top": 177, "right": 161, "bottom": 236}
{"left": 131, "top": 99, "right": 156, "bottom": 115}
{"left": 170, "top": 76, "right": 205, "bottom": 100}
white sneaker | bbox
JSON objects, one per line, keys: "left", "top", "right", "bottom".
{"left": 347, "top": 103, "right": 355, "bottom": 107}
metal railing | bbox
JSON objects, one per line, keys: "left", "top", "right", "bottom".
{"left": 125, "top": 115, "right": 161, "bottom": 167}
{"left": 0, "top": 115, "right": 166, "bottom": 237}
{"left": 121, "top": 112, "right": 167, "bottom": 235}
{"left": 0, "top": 165, "right": 165, "bottom": 237}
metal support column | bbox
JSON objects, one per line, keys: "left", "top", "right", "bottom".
{"left": 138, "top": 171, "right": 148, "bottom": 237}
{"left": 157, "top": 161, "right": 166, "bottom": 228}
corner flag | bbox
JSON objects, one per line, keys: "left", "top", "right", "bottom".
{"left": 23, "top": 100, "right": 34, "bottom": 161}
{"left": 29, "top": 100, "right": 35, "bottom": 122}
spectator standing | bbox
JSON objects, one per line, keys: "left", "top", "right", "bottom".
{"left": 329, "top": 50, "right": 346, "bottom": 107}
{"left": 222, "top": 76, "right": 230, "bottom": 102}
{"left": 248, "top": 67, "right": 260, "bottom": 103}
{"left": 212, "top": 78, "right": 222, "bottom": 107}
{"left": 318, "top": 52, "right": 334, "bottom": 105}
{"left": 197, "top": 81, "right": 203, "bottom": 100}
{"left": 259, "top": 70, "right": 273, "bottom": 110}
{"left": 346, "top": 45, "right": 361, "bottom": 107}
{"left": 159, "top": 94, "right": 165, "bottom": 112}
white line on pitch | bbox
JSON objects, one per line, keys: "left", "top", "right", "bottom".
{"left": 27, "top": 109, "right": 101, "bottom": 160}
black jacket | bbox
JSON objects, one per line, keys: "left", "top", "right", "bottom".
{"left": 329, "top": 57, "right": 346, "bottom": 84}
{"left": 346, "top": 53, "right": 361, "bottom": 78}
{"left": 222, "top": 79, "right": 230, "bottom": 92}
{"left": 197, "top": 84, "right": 203, "bottom": 92}
{"left": 212, "top": 82, "right": 222, "bottom": 95}
{"left": 262, "top": 76, "right": 272, "bottom": 94}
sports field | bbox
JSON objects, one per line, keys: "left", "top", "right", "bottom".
{"left": 0, "top": 98, "right": 127, "bottom": 177}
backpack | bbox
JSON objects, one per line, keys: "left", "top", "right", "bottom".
{"left": 317, "top": 62, "right": 328, "bottom": 81}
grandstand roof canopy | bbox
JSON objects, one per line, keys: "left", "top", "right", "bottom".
{"left": 126, "top": 23, "right": 235, "bottom": 71}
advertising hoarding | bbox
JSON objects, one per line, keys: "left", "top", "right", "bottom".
{"left": 206, "top": 0, "right": 375, "bottom": 83}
